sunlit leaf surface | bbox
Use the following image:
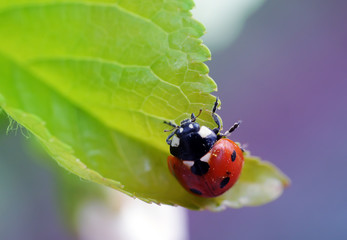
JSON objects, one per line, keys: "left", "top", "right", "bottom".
{"left": 0, "top": 0, "right": 289, "bottom": 210}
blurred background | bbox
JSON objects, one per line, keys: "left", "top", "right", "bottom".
{"left": 1, "top": 0, "right": 346, "bottom": 239}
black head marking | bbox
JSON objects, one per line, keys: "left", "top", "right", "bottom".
{"left": 231, "top": 150, "right": 237, "bottom": 162}
{"left": 176, "top": 122, "right": 200, "bottom": 138}
{"left": 220, "top": 177, "right": 230, "bottom": 188}
{"left": 190, "top": 160, "right": 210, "bottom": 176}
{"left": 190, "top": 188, "right": 202, "bottom": 195}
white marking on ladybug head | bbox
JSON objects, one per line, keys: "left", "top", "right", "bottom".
{"left": 198, "top": 126, "right": 213, "bottom": 138}
{"left": 189, "top": 123, "right": 193, "bottom": 129}
{"left": 183, "top": 161, "right": 194, "bottom": 168}
{"left": 179, "top": 128, "right": 184, "bottom": 133}
{"left": 200, "top": 152, "right": 211, "bottom": 163}
{"left": 171, "top": 135, "right": 180, "bottom": 147}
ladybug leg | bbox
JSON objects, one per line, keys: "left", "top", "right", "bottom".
{"left": 212, "top": 97, "right": 221, "bottom": 134}
{"left": 223, "top": 121, "right": 241, "bottom": 136}
{"left": 163, "top": 121, "right": 179, "bottom": 145}
{"left": 164, "top": 121, "right": 178, "bottom": 128}
{"left": 165, "top": 130, "right": 177, "bottom": 145}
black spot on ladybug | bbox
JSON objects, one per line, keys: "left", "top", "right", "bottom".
{"left": 190, "top": 188, "right": 202, "bottom": 195}
{"left": 190, "top": 160, "right": 210, "bottom": 176}
{"left": 220, "top": 177, "right": 230, "bottom": 188}
{"left": 231, "top": 150, "right": 237, "bottom": 162}
{"left": 226, "top": 171, "right": 231, "bottom": 175}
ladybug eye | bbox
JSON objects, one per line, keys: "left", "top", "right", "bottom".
{"left": 192, "top": 122, "right": 200, "bottom": 130}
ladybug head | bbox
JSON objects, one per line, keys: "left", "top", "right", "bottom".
{"left": 164, "top": 109, "right": 218, "bottom": 160}
{"left": 176, "top": 111, "right": 202, "bottom": 137}
{"left": 164, "top": 110, "right": 203, "bottom": 138}
{"left": 176, "top": 121, "right": 200, "bottom": 137}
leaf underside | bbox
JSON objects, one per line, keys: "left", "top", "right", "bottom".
{"left": 0, "top": 0, "right": 289, "bottom": 210}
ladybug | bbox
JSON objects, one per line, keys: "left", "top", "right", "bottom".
{"left": 164, "top": 98, "right": 244, "bottom": 198}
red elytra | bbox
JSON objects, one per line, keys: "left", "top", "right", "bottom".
{"left": 168, "top": 138, "right": 244, "bottom": 198}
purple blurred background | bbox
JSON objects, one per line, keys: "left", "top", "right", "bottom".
{"left": 189, "top": 0, "right": 347, "bottom": 239}
{"left": 1, "top": 0, "right": 346, "bottom": 239}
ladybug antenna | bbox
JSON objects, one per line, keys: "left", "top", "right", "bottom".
{"left": 224, "top": 120, "right": 242, "bottom": 136}
{"left": 213, "top": 97, "right": 219, "bottom": 113}
{"left": 191, "top": 109, "right": 202, "bottom": 122}
{"left": 212, "top": 97, "right": 221, "bottom": 134}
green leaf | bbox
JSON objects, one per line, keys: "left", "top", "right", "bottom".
{"left": 0, "top": 0, "right": 289, "bottom": 210}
